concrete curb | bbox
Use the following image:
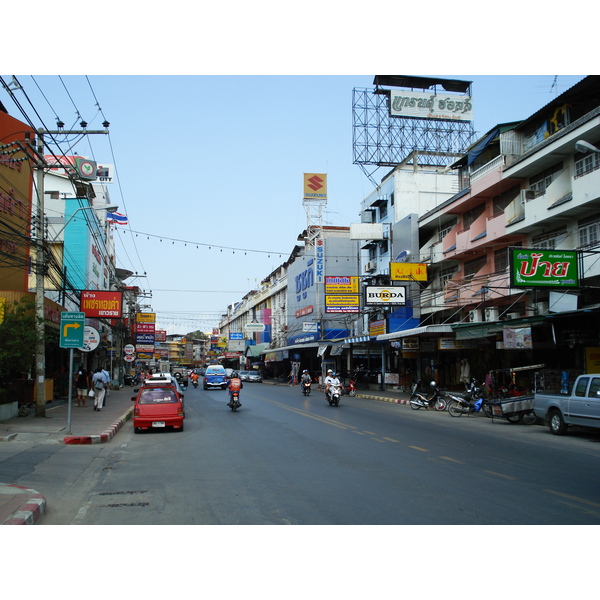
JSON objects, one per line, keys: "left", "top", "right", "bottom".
{"left": 63, "top": 407, "right": 134, "bottom": 445}
{"left": 356, "top": 394, "right": 411, "bottom": 405}
{"left": 1, "top": 485, "right": 46, "bottom": 525}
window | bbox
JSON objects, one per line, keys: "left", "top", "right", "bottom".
{"left": 588, "top": 378, "right": 600, "bottom": 398}
{"left": 529, "top": 162, "right": 563, "bottom": 195}
{"left": 439, "top": 266, "right": 458, "bottom": 287}
{"left": 463, "top": 255, "right": 487, "bottom": 278}
{"left": 532, "top": 226, "right": 567, "bottom": 250}
{"left": 463, "top": 204, "right": 485, "bottom": 229}
{"left": 493, "top": 186, "right": 520, "bottom": 215}
{"left": 438, "top": 219, "right": 457, "bottom": 242}
{"left": 575, "top": 153, "right": 600, "bottom": 177}
{"left": 494, "top": 248, "right": 509, "bottom": 272}
{"left": 579, "top": 222, "right": 600, "bottom": 248}
{"left": 575, "top": 377, "right": 589, "bottom": 397}
{"left": 379, "top": 202, "right": 387, "bottom": 220}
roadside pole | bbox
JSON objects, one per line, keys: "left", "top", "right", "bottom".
{"left": 67, "top": 348, "right": 74, "bottom": 434}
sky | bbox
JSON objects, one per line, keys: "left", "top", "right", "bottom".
{"left": 1, "top": 73, "right": 587, "bottom": 334}
{"left": 2, "top": 4, "right": 593, "bottom": 338}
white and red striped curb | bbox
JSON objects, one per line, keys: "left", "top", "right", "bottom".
{"left": 1, "top": 485, "right": 46, "bottom": 525}
{"left": 63, "top": 408, "right": 133, "bottom": 445}
{"left": 356, "top": 394, "right": 411, "bottom": 405}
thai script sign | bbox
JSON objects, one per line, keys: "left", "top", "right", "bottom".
{"left": 390, "top": 262, "right": 428, "bottom": 281}
{"left": 136, "top": 312, "right": 156, "bottom": 323}
{"left": 364, "top": 286, "right": 406, "bottom": 306}
{"left": 389, "top": 90, "right": 473, "bottom": 122}
{"left": 510, "top": 248, "right": 579, "bottom": 288}
{"left": 369, "top": 319, "right": 386, "bottom": 336}
{"left": 80, "top": 290, "right": 123, "bottom": 317}
{"left": 325, "top": 294, "right": 360, "bottom": 313}
{"left": 325, "top": 276, "right": 359, "bottom": 294}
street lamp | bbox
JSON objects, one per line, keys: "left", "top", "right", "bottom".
{"left": 575, "top": 140, "right": 600, "bottom": 154}
{"left": 48, "top": 203, "right": 119, "bottom": 243}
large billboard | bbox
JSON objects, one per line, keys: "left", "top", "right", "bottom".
{"left": 510, "top": 248, "right": 579, "bottom": 288}
{"left": 389, "top": 90, "right": 473, "bottom": 122}
{"left": 390, "top": 262, "right": 428, "bottom": 281}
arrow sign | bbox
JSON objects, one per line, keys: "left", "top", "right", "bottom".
{"left": 60, "top": 312, "right": 85, "bottom": 348}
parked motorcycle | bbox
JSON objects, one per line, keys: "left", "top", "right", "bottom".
{"left": 124, "top": 374, "right": 139, "bottom": 387}
{"left": 342, "top": 379, "right": 357, "bottom": 396}
{"left": 409, "top": 380, "right": 447, "bottom": 411}
{"left": 301, "top": 380, "right": 311, "bottom": 396}
{"left": 326, "top": 384, "right": 342, "bottom": 407}
{"left": 446, "top": 378, "right": 492, "bottom": 418}
{"left": 227, "top": 391, "right": 241, "bottom": 412}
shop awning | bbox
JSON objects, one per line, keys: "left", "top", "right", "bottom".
{"left": 376, "top": 324, "right": 454, "bottom": 341}
{"left": 344, "top": 335, "right": 373, "bottom": 344}
{"left": 245, "top": 343, "right": 270, "bottom": 357}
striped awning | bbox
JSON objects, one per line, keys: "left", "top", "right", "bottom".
{"left": 344, "top": 335, "right": 371, "bottom": 344}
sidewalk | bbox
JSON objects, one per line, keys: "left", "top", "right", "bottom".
{"left": 0, "top": 385, "right": 135, "bottom": 525}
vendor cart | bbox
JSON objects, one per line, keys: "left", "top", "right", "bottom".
{"left": 489, "top": 395, "right": 537, "bottom": 424}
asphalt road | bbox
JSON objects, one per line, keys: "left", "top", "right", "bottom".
{"left": 11, "top": 382, "right": 600, "bottom": 525}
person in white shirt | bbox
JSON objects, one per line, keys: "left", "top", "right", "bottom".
{"left": 91, "top": 368, "right": 107, "bottom": 411}
{"left": 324, "top": 369, "right": 340, "bottom": 399}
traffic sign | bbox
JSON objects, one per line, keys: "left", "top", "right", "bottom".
{"left": 60, "top": 312, "right": 85, "bottom": 349}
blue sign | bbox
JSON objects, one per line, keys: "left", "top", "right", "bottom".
{"left": 135, "top": 333, "right": 155, "bottom": 344}
{"left": 230, "top": 332, "right": 243, "bottom": 340}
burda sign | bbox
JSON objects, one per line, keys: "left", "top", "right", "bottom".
{"left": 510, "top": 248, "right": 579, "bottom": 288}
{"left": 364, "top": 286, "right": 407, "bottom": 306}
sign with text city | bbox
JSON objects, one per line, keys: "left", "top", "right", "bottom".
{"left": 80, "top": 290, "right": 123, "bottom": 318}
{"left": 510, "top": 248, "right": 579, "bottom": 288}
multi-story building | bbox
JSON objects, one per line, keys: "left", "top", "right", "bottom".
{"left": 413, "top": 76, "right": 600, "bottom": 391}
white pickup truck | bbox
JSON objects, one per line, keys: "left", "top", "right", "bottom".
{"left": 533, "top": 374, "right": 600, "bottom": 435}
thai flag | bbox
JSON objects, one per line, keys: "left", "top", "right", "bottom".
{"left": 106, "top": 212, "right": 128, "bottom": 225}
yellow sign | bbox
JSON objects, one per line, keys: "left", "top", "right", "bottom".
{"left": 303, "top": 173, "right": 327, "bottom": 200}
{"left": 390, "top": 262, "right": 428, "bottom": 281}
{"left": 325, "top": 276, "right": 359, "bottom": 294}
{"left": 136, "top": 312, "right": 156, "bottom": 323}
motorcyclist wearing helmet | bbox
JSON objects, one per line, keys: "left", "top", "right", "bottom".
{"left": 324, "top": 369, "right": 340, "bottom": 399}
{"left": 300, "top": 369, "right": 311, "bottom": 384}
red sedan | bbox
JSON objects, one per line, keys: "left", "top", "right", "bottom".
{"left": 132, "top": 385, "right": 185, "bottom": 433}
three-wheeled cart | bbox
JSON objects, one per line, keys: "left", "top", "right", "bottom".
{"left": 489, "top": 395, "right": 537, "bottom": 424}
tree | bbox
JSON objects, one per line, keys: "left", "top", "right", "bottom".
{"left": 0, "top": 297, "right": 39, "bottom": 385}
{"left": 186, "top": 330, "right": 209, "bottom": 341}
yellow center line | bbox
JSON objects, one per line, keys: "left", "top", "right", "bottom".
{"left": 544, "top": 489, "right": 600, "bottom": 509}
{"left": 485, "top": 470, "right": 516, "bottom": 480}
{"left": 440, "top": 456, "right": 464, "bottom": 464}
{"left": 408, "top": 445, "right": 429, "bottom": 452}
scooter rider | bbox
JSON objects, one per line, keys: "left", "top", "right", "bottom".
{"left": 227, "top": 372, "right": 243, "bottom": 407}
{"left": 324, "top": 369, "right": 340, "bottom": 400}
{"left": 301, "top": 370, "right": 311, "bottom": 384}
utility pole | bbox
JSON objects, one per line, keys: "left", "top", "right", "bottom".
{"left": 32, "top": 125, "right": 109, "bottom": 417}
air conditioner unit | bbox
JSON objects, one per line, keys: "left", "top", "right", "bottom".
{"left": 535, "top": 302, "right": 549, "bottom": 315}
{"left": 520, "top": 189, "right": 536, "bottom": 204}
{"left": 484, "top": 307, "right": 499, "bottom": 322}
{"left": 468, "top": 309, "right": 482, "bottom": 323}
{"left": 507, "top": 312, "right": 521, "bottom": 320}
{"left": 364, "top": 260, "right": 376, "bottom": 273}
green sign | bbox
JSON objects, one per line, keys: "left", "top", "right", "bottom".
{"left": 60, "top": 311, "right": 85, "bottom": 348}
{"left": 510, "top": 248, "right": 579, "bottom": 288}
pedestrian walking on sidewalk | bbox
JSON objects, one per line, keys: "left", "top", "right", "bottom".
{"left": 92, "top": 367, "right": 107, "bottom": 411}
{"left": 101, "top": 367, "right": 110, "bottom": 405}
{"left": 75, "top": 369, "right": 90, "bottom": 407}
